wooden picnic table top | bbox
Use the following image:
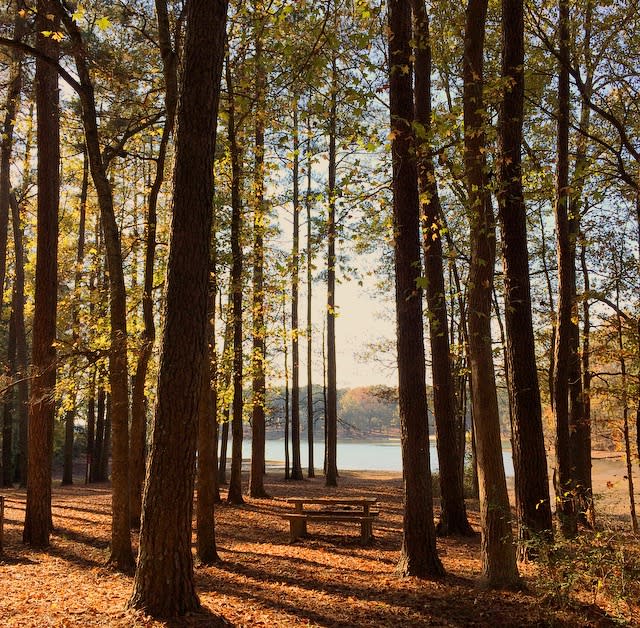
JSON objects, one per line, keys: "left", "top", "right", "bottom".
{"left": 286, "top": 496, "right": 378, "bottom": 507}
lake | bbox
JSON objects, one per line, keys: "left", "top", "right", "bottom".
{"left": 241, "top": 439, "right": 515, "bottom": 477}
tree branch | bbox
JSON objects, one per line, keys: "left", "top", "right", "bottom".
{"left": 0, "top": 36, "right": 82, "bottom": 94}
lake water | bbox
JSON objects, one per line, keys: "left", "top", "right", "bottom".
{"left": 241, "top": 439, "right": 514, "bottom": 477}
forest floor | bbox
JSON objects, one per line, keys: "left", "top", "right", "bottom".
{"left": 1, "top": 453, "right": 639, "bottom": 627}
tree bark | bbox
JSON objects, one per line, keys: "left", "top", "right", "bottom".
{"left": 197, "top": 355, "right": 219, "bottom": 564}
{"left": 9, "top": 139, "right": 30, "bottom": 487}
{"left": 306, "top": 114, "right": 315, "bottom": 478}
{"left": 388, "top": 0, "right": 444, "bottom": 579}
{"left": 0, "top": 8, "right": 26, "bottom": 316}
{"left": 291, "top": 96, "right": 304, "bottom": 481}
{"left": 130, "top": 0, "right": 179, "bottom": 529}
{"left": 464, "top": 0, "right": 520, "bottom": 587}
{"left": 412, "top": 0, "right": 473, "bottom": 538}
{"left": 128, "top": 0, "right": 228, "bottom": 616}
{"left": 217, "top": 300, "right": 233, "bottom": 486}
{"left": 85, "top": 367, "right": 96, "bottom": 484}
{"left": 93, "top": 382, "right": 106, "bottom": 482}
{"left": 325, "top": 55, "right": 339, "bottom": 488}
{"left": 62, "top": 147, "right": 89, "bottom": 486}
{"left": 208, "top": 228, "right": 221, "bottom": 506}
{"left": 580, "top": 241, "right": 592, "bottom": 487}
{"left": 226, "top": 61, "right": 245, "bottom": 505}
{"left": 283, "top": 290, "right": 291, "bottom": 479}
{"left": 497, "top": 0, "right": 553, "bottom": 548}
{"left": 2, "top": 308, "right": 16, "bottom": 486}
{"left": 13, "top": 98, "right": 34, "bottom": 488}
{"left": 636, "top": 191, "right": 640, "bottom": 464}
{"left": 567, "top": 3, "right": 595, "bottom": 525}
{"left": 52, "top": 0, "right": 134, "bottom": 568}
{"left": 12, "top": 192, "right": 29, "bottom": 488}
{"left": 614, "top": 268, "right": 637, "bottom": 532}
{"left": 553, "top": 0, "right": 577, "bottom": 537}
{"left": 23, "top": 3, "right": 60, "bottom": 548}
{"left": 250, "top": 21, "right": 269, "bottom": 498}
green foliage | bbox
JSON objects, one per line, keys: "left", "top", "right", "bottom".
{"left": 533, "top": 528, "right": 640, "bottom": 623}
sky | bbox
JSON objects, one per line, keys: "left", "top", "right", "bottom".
{"left": 325, "top": 279, "right": 396, "bottom": 388}
{"left": 285, "top": 247, "right": 398, "bottom": 390}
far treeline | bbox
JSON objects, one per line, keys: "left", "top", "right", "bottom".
{"left": 0, "top": 0, "right": 638, "bottom": 619}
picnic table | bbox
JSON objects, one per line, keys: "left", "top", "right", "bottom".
{"left": 282, "top": 496, "right": 380, "bottom": 544}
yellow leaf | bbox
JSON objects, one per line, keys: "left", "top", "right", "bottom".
{"left": 72, "top": 6, "right": 85, "bottom": 22}
{"left": 96, "top": 16, "right": 111, "bottom": 30}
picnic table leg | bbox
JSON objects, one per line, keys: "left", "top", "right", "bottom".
{"left": 289, "top": 517, "right": 307, "bottom": 542}
{"left": 361, "top": 519, "right": 372, "bottom": 545}
{"left": 0, "top": 495, "right": 4, "bottom": 553}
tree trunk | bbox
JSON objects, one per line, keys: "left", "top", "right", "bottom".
{"left": 291, "top": 97, "right": 304, "bottom": 481}
{"left": 412, "top": 0, "right": 473, "bottom": 538}
{"left": 636, "top": 191, "right": 640, "bottom": 465}
{"left": 464, "top": 0, "right": 519, "bottom": 587}
{"left": 196, "top": 242, "right": 221, "bottom": 548}
{"left": 306, "top": 114, "right": 315, "bottom": 478}
{"left": 537, "top": 203, "right": 557, "bottom": 404}
{"left": 0, "top": 8, "right": 26, "bottom": 315}
{"left": 92, "top": 383, "right": 106, "bottom": 482}
{"left": 580, "top": 241, "right": 592, "bottom": 485}
{"left": 497, "top": 0, "right": 553, "bottom": 548}
{"left": 23, "top": 3, "right": 60, "bottom": 547}
{"left": 7, "top": 82, "right": 33, "bottom": 490}
{"left": 325, "top": 55, "right": 339, "bottom": 488}
{"left": 85, "top": 367, "right": 96, "bottom": 483}
{"left": 444, "top": 228, "right": 476, "bottom": 498}
{"left": 62, "top": 147, "right": 89, "bottom": 487}
{"left": 283, "top": 290, "right": 291, "bottom": 480}
{"left": 130, "top": 0, "right": 178, "bottom": 529}
{"left": 553, "top": 0, "right": 577, "bottom": 537}
{"left": 2, "top": 309, "right": 16, "bottom": 486}
{"left": 217, "top": 304, "right": 233, "bottom": 486}
{"left": 614, "top": 275, "right": 638, "bottom": 533}
{"left": 218, "top": 419, "right": 229, "bottom": 485}
{"left": 9, "top": 138, "right": 31, "bottom": 487}
{"left": 52, "top": 0, "right": 134, "bottom": 568}
{"left": 323, "top": 322, "right": 330, "bottom": 474}
{"left": 128, "top": 130, "right": 166, "bottom": 527}
{"left": 197, "top": 357, "right": 219, "bottom": 563}
{"left": 567, "top": 4, "right": 595, "bottom": 525}
{"left": 61, "top": 409, "right": 75, "bottom": 485}
{"left": 128, "top": 0, "right": 228, "bottom": 615}
{"left": 388, "top": 0, "right": 443, "bottom": 579}
{"left": 101, "top": 395, "right": 112, "bottom": 481}
{"left": 226, "top": 61, "right": 245, "bottom": 505}
{"left": 209, "top": 231, "right": 221, "bottom": 505}
{"left": 250, "top": 23, "right": 269, "bottom": 498}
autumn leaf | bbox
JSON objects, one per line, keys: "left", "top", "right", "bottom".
{"left": 96, "top": 16, "right": 111, "bottom": 31}
{"left": 72, "top": 6, "right": 86, "bottom": 22}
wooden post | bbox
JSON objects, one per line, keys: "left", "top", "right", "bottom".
{"left": 289, "top": 514, "right": 307, "bottom": 541}
{"left": 360, "top": 517, "right": 372, "bottom": 544}
{"left": 0, "top": 495, "right": 4, "bottom": 553}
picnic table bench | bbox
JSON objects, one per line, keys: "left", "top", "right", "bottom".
{"left": 282, "top": 496, "right": 380, "bottom": 544}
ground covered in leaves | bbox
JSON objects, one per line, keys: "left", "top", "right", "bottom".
{"left": 1, "top": 461, "right": 639, "bottom": 627}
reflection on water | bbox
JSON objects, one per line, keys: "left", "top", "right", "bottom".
{"left": 240, "top": 439, "right": 514, "bottom": 477}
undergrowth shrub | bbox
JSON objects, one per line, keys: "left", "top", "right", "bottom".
{"left": 532, "top": 525, "right": 640, "bottom": 624}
